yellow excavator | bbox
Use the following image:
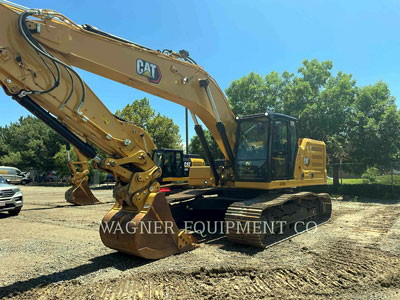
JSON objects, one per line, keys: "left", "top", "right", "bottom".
{"left": 0, "top": 1, "right": 332, "bottom": 259}
{"left": 152, "top": 149, "right": 205, "bottom": 194}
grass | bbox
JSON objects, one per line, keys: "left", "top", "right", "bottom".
{"left": 327, "top": 174, "right": 400, "bottom": 186}
{"left": 327, "top": 178, "right": 363, "bottom": 185}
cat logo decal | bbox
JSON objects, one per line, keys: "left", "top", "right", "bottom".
{"left": 136, "top": 59, "right": 162, "bottom": 84}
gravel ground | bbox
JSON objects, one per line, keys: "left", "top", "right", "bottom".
{"left": 0, "top": 186, "right": 399, "bottom": 299}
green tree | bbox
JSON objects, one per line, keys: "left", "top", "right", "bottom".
{"left": 349, "top": 82, "right": 400, "bottom": 168}
{"left": 0, "top": 116, "right": 63, "bottom": 171}
{"left": 115, "top": 98, "right": 182, "bottom": 149}
{"left": 225, "top": 71, "right": 284, "bottom": 116}
{"left": 0, "top": 127, "right": 9, "bottom": 157}
{"left": 225, "top": 59, "right": 400, "bottom": 185}
{"left": 0, "top": 152, "right": 22, "bottom": 167}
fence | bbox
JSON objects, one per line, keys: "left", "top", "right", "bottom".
{"left": 315, "top": 162, "right": 400, "bottom": 200}
{"left": 327, "top": 162, "right": 400, "bottom": 185}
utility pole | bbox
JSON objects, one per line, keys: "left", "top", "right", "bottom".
{"left": 185, "top": 108, "right": 189, "bottom": 154}
{"left": 391, "top": 162, "right": 394, "bottom": 199}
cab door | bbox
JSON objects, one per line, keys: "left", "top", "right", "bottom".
{"left": 235, "top": 117, "right": 270, "bottom": 182}
{"left": 162, "top": 151, "right": 175, "bottom": 178}
{"left": 163, "top": 151, "right": 184, "bottom": 179}
{"left": 271, "top": 118, "right": 298, "bottom": 180}
{"left": 174, "top": 151, "right": 184, "bottom": 178}
{"left": 271, "top": 119, "right": 289, "bottom": 180}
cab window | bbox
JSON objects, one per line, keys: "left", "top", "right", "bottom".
{"left": 289, "top": 120, "right": 298, "bottom": 173}
{"left": 271, "top": 120, "right": 288, "bottom": 180}
{"left": 163, "top": 152, "right": 175, "bottom": 177}
{"left": 235, "top": 118, "right": 269, "bottom": 181}
{"left": 175, "top": 152, "right": 183, "bottom": 177}
{"left": 153, "top": 151, "right": 163, "bottom": 166}
{"left": 271, "top": 119, "right": 297, "bottom": 180}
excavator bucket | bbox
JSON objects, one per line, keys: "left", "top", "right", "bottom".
{"left": 65, "top": 180, "right": 101, "bottom": 205}
{"left": 100, "top": 192, "right": 196, "bottom": 259}
{"left": 64, "top": 146, "right": 101, "bottom": 205}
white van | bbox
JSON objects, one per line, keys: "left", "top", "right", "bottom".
{"left": 0, "top": 166, "right": 30, "bottom": 185}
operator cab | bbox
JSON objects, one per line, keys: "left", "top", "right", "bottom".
{"left": 152, "top": 149, "right": 185, "bottom": 182}
{"left": 234, "top": 112, "right": 298, "bottom": 182}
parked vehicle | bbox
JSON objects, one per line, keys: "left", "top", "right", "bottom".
{"left": 0, "top": 166, "right": 30, "bottom": 185}
{"left": 0, "top": 176, "right": 23, "bottom": 216}
{"left": 47, "top": 171, "right": 58, "bottom": 182}
{"left": 152, "top": 149, "right": 204, "bottom": 183}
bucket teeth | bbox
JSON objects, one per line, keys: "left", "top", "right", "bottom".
{"left": 65, "top": 180, "right": 101, "bottom": 205}
{"left": 100, "top": 192, "right": 197, "bottom": 259}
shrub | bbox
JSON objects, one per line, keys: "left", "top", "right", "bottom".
{"left": 361, "top": 167, "right": 380, "bottom": 184}
{"left": 377, "top": 174, "right": 400, "bottom": 185}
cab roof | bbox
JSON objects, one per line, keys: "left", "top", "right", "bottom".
{"left": 236, "top": 112, "right": 297, "bottom": 121}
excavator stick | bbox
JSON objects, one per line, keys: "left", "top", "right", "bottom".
{"left": 100, "top": 192, "right": 197, "bottom": 259}
{"left": 65, "top": 147, "right": 101, "bottom": 205}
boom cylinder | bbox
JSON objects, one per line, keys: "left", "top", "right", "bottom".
{"left": 199, "top": 79, "right": 235, "bottom": 168}
{"left": 193, "top": 124, "right": 220, "bottom": 185}
{"left": 14, "top": 95, "right": 97, "bottom": 159}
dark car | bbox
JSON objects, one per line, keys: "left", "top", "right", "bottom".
{"left": 47, "top": 171, "right": 58, "bottom": 182}
{"left": 0, "top": 176, "right": 23, "bottom": 216}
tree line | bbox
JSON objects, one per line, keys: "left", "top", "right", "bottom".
{"left": 1, "top": 59, "right": 399, "bottom": 184}
{"left": 0, "top": 98, "right": 181, "bottom": 178}
{"left": 190, "top": 59, "right": 400, "bottom": 184}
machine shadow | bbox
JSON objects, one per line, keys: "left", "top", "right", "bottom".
{"left": 0, "top": 212, "right": 13, "bottom": 219}
{"left": 0, "top": 252, "right": 151, "bottom": 298}
{"left": 20, "top": 201, "right": 115, "bottom": 212}
{"left": 20, "top": 204, "right": 76, "bottom": 211}
{"left": 197, "top": 233, "right": 266, "bottom": 255}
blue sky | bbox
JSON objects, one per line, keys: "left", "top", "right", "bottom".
{"left": 1, "top": 0, "right": 399, "bottom": 145}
